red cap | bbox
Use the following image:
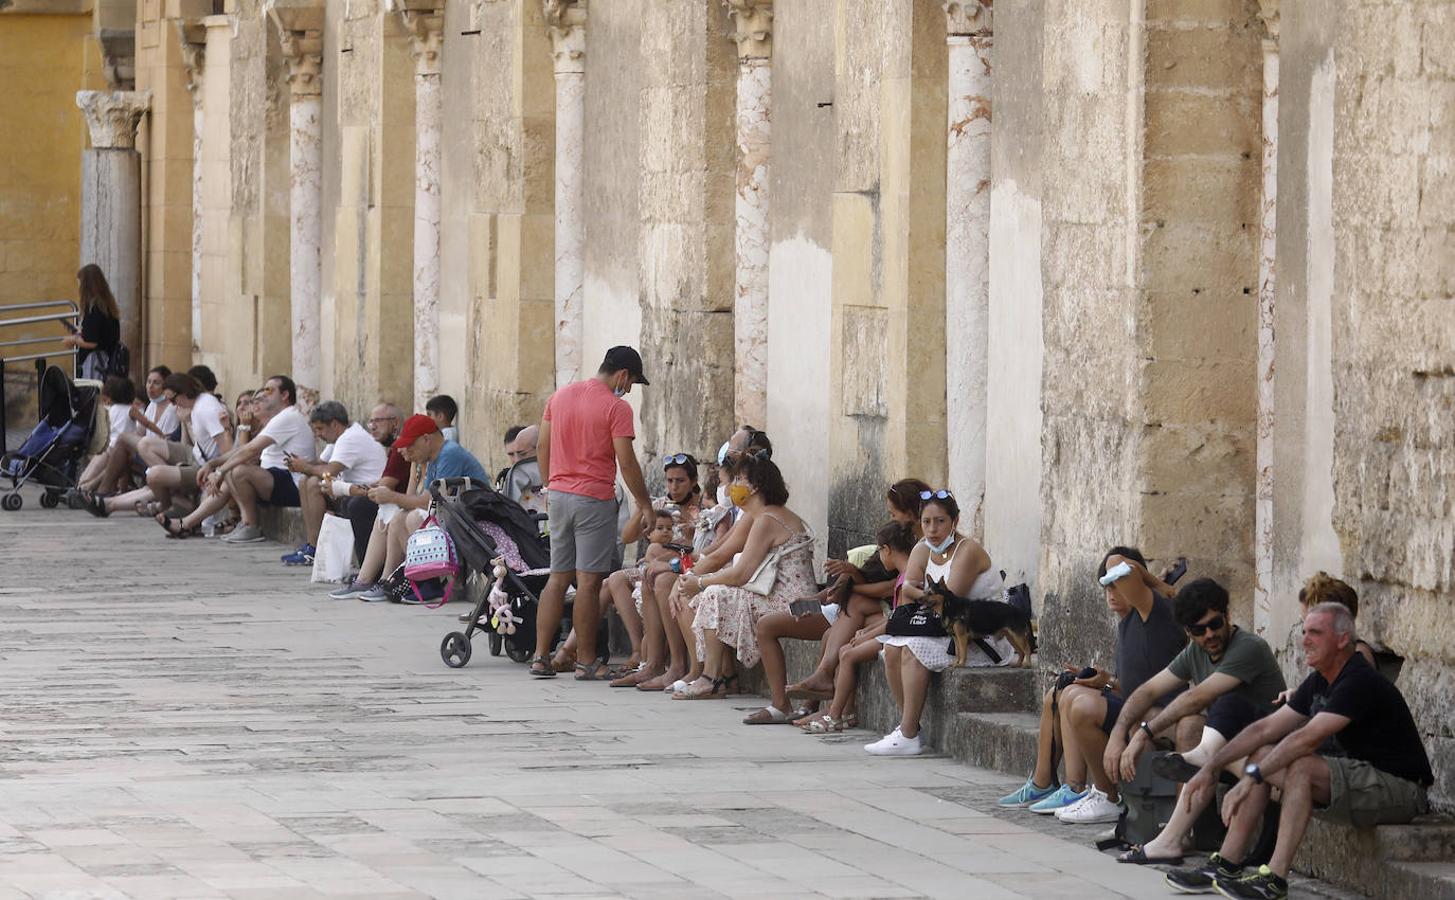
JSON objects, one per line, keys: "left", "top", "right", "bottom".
{"left": 392, "top": 413, "right": 439, "bottom": 450}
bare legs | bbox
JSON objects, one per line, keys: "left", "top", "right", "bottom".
{"left": 755, "top": 611, "right": 829, "bottom": 713}
{"left": 299, "top": 475, "right": 326, "bottom": 544}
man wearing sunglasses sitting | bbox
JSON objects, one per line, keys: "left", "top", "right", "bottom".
{"left": 1100, "top": 578, "right": 1287, "bottom": 866}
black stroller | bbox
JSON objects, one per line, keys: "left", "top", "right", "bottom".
{"left": 1, "top": 366, "right": 101, "bottom": 511}
{"left": 433, "top": 480, "right": 556, "bottom": 668}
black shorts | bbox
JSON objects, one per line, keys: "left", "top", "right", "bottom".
{"left": 1100, "top": 689, "right": 1124, "bottom": 734}
{"left": 1205, "top": 693, "right": 1267, "bottom": 740}
{"left": 260, "top": 467, "right": 301, "bottom": 508}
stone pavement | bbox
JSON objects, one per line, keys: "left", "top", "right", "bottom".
{"left": 0, "top": 495, "right": 1318, "bottom": 899}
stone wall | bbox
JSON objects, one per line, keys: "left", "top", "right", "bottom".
{"left": 1328, "top": 0, "right": 1455, "bottom": 805}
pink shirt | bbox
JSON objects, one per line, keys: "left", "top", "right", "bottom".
{"left": 542, "top": 379, "right": 635, "bottom": 501}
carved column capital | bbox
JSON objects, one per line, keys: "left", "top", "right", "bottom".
{"left": 543, "top": 0, "right": 586, "bottom": 75}
{"left": 76, "top": 89, "right": 151, "bottom": 150}
{"left": 386, "top": 0, "right": 445, "bottom": 77}
{"left": 725, "top": 0, "right": 772, "bottom": 61}
{"left": 944, "top": 0, "right": 991, "bottom": 37}
{"left": 1257, "top": 0, "right": 1279, "bottom": 45}
{"left": 265, "top": 0, "right": 325, "bottom": 97}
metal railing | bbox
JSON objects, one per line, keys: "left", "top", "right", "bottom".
{"left": 1, "top": 300, "right": 80, "bottom": 454}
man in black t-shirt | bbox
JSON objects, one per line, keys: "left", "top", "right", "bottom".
{"left": 1177, "top": 602, "right": 1432, "bottom": 900}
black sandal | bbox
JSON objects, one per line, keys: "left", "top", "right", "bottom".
{"left": 1116, "top": 845, "right": 1183, "bottom": 866}
{"left": 528, "top": 656, "right": 557, "bottom": 678}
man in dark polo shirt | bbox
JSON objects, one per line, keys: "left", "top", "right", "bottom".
{"left": 1174, "top": 602, "right": 1432, "bottom": 899}
{"left": 1101, "top": 578, "right": 1286, "bottom": 865}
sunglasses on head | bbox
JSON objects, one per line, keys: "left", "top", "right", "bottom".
{"left": 663, "top": 453, "right": 696, "bottom": 468}
{"left": 919, "top": 489, "right": 953, "bottom": 501}
{"left": 1186, "top": 615, "right": 1226, "bottom": 637}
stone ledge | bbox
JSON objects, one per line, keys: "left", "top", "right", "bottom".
{"left": 258, "top": 505, "right": 306, "bottom": 548}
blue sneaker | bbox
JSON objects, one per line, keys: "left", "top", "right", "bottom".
{"left": 281, "top": 543, "right": 316, "bottom": 566}
{"left": 1027, "top": 783, "right": 1087, "bottom": 815}
{"left": 997, "top": 777, "right": 1058, "bottom": 808}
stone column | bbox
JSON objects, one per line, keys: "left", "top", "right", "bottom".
{"left": 76, "top": 90, "right": 151, "bottom": 367}
{"left": 390, "top": 1, "right": 445, "bottom": 410}
{"left": 943, "top": 0, "right": 992, "bottom": 532}
{"left": 1254, "top": 0, "right": 1280, "bottom": 635}
{"left": 267, "top": 2, "right": 324, "bottom": 408}
{"left": 179, "top": 24, "right": 207, "bottom": 355}
{"left": 544, "top": 0, "right": 586, "bottom": 388}
{"left": 726, "top": 0, "right": 772, "bottom": 429}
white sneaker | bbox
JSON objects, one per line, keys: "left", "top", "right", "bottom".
{"left": 1055, "top": 787, "right": 1122, "bottom": 824}
{"left": 864, "top": 727, "right": 923, "bottom": 756}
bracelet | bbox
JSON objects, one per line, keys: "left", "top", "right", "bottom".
{"left": 1140, "top": 721, "right": 1156, "bottom": 740}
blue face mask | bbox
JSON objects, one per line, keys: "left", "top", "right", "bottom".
{"left": 925, "top": 534, "right": 955, "bottom": 555}
{"left": 612, "top": 387, "right": 626, "bottom": 398}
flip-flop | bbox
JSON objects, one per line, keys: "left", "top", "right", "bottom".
{"left": 742, "top": 706, "right": 793, "bottom": 725}
{"left": 1116, "top": 845, "right": 1183, "bottom": 866}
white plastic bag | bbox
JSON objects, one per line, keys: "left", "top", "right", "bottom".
{"left": 310, "top": 513, "right": 355, "bottom": 583}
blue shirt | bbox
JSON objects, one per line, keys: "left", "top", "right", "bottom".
{"left": 425, "top": 440, "right": 488, "bottom": 485}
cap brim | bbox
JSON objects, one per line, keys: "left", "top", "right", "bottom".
{"left": 634, "top": 373, "right": 650, "bottom": 386}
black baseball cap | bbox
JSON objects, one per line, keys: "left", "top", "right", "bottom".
{"left": 601, "top": 345, "right": 649, "bottom": 385}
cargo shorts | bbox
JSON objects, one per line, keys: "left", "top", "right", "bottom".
{"left": 548, "top": 490, "right": 620, "bottom": 574}
{"left": 1317, "top": 755, "right": 1429, "bottom": 827}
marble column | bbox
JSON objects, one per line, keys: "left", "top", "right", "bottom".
{"left": 76, "top": 90, "right": 151, "bottom": 369}
{"left": 726, "top": 0, "right": 772, "bottom": 429}
{"left": 544, "top": 0, "right": 586, "bottom": 388}
{"left": 179, "top": 25, "right": 206, "bottom": 356}
{"left": 269, "top": 5, "right": 324, "bottom": 409}
{"left": 391, "top": 1, "right": 445, "bottom": 410}
{"left": 1254, "top": 0, "right": 1280, "bottom": 635}
{"left": 943, "top": 1, "right": 992, "bottom": 531}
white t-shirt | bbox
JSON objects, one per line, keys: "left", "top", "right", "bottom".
{"left": 257, "top": 406, "right": 317, "bottom": 482}
{"left": 141, "top": 398, "right": 180, "bottom": 438}
{"left": 106, "top": 403, "right": 130, "bottom": 448}
{"left": 188, "top": 392, "right": 228, "bottom": 466}
{"left": 321, "top": 421, "right": 386, "bottom": 484}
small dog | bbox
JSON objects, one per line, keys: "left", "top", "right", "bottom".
{"left": 923, "top": 578, "right": 1035, "bottom": 668}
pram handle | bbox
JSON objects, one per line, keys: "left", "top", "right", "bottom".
{"left": 431, "top": 477, "right": 479, "bottom": 500}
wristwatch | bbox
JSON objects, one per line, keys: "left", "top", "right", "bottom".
{"left": 1244, "top": 762, "right": 1264, "bottom": 784}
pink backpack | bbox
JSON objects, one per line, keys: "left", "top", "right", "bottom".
{"left": 404, "top": 516, "right": 458, "bottom": 606}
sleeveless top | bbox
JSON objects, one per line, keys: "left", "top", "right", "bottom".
{"left": 925, "top": 537, "right": 1003, "bottom": 600}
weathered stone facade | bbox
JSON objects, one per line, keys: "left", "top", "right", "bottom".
{"left": 12, "top": 0, "right": 1453, "bottom": 808}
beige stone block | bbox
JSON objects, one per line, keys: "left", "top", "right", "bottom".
{"left": 516, "top": 297, "right": 556, "bottom": 395}
{"left": 1142, "top": 223, "right": 1256, "bottom": 295}
{"left": 1145, "top": 21, "right": 1259, "bottom": 92}
{"left": 1333, "top": 151, "right": 1420, "bottom": 227}
{"left": 1143, "top": 357, "right": 1254, "bottom": 425}
{"left": 1348, "top": 74, "right": 1432, "bottom": 158}
{"left": 521, "top": 115, "right": 555, "bottom": 212}
{"left": 1145, "top": 289, "right": 1256, "bottom": 364}
{"left": 1141, "top": 422, "right": 1254, "bottom": 496}
{"left": 1145, "top": 0, "right": 1252, "bottom": 23}
{"left": 1419, "top": 156, "right": 1455, "bottom": 228}
{"left": 494, "top": 213, "right": 522, "bottom": 306}
{"left": 376, "top": 207, "right": 413, "bottom": 296}
{"left": 1342, "top": 2, "right": 1425, "bottom": 80}
{"left": 1144, "top": 156, "right": 1258, "bottom": 226}
{"left": 468, "top": 213, "right": 497, "bottom": 301}
{"left": 838, "top": 305, "right": 888, "bottom": 418}
{"left": 1145, "top": 89, "right": 1258, "bottom": 157}
{"left": 517, "top": 212, "right": 553, "bottom": 303}
{"left": 831, "top": 191, "right": 876, "bottom": 310}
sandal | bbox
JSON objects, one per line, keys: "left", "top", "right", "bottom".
{"left": 528, "top": 656, "right": 557, "bottom": 678}
{"left": 742, "top": 706, "right": 793, "bottom": 725}
{"left": 671, "top": 676, "right": 726, "bottom": 700}
{"left": 806, "top": 715, "right": 846, "bottom": 734}
{"left": 84, "top": 493, "right": 110, "bottom": 518}
{"left": 574, "top": 660, "right": 612, "bottom": 682}
{"left": 1116, "top": 845, "right": 1183, "bottom": 866}
{"left": 609, "top": 663, "right": 650, "bottom": 687}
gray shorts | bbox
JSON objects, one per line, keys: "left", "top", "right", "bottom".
{"left": 548, "top": 490, "right": 620, "bottom": 574}
{"left": 1317, "top": 755, "right": 1429, "bottom": 827}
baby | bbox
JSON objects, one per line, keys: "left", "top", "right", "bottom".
{"left": 641, "top": 508, "right": 691, "bottom": 572}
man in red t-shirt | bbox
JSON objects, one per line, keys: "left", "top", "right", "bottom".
{"left": 530, "top": 346, "right": 655, "bottom": 678}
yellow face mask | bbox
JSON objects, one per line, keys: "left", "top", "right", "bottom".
{"left": 727, "top": 483, "right": 753, "bottom": 507}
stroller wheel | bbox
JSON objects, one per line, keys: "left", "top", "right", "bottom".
{"left": 440, "top": 632, "right": 473, "bottom": 668}
{"left": 505, "top": 644, "right": 533, "bottom": 665}
{"left": 39, "top": 491, "right": 59, "bottom": 509}
{"left": 488, "top": 631, "right": 503, "bottom": 657}
{"left": 1, "top": 493, "right": 21, "bottom": 512}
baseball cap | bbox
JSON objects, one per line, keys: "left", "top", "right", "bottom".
{"left": 601, "top": 345, "right": 649, "bottom": 385}
{"left": 393, "top": 413, "right": 440, "bottom": 450}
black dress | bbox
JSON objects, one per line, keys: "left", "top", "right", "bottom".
{"left": 77, "top": 307, "right": 120, "bottom": 372}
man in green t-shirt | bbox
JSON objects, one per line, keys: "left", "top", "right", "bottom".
{"left": 1101, "top": 578, "right": 1287, "bottom": 865}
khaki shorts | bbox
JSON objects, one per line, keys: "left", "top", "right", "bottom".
{"left": 1318, "top": 755, "right": 1429, "bottom": 827}
{"left": 163, "top": 440, "right": 191, "bottom": 466}
{"left": 175, "top": 465, "right": 202, "bottom": 497}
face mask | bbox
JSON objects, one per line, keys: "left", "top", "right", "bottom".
{"left": 612, "top": 386, "right": 626, "bottom": 398}
{"left": 925, "top": 534, "right": 955, "bottom": 555}
{"left": 717, "top": 484, "right": 733, "bottom": 508}
{"left": 727, "top": 483, "right": 752, "bottom": 507}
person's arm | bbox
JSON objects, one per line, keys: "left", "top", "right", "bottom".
{"left": 621, "top": 497, "right": 655, "bottom": 544}
{"left": 692, "top": 513, "right": 753, "bottom": 576}
{"left": 944, "top": 541, "right": 990, "bottom": 597}
{"left": 614, "top": 436, "right": 652, "bottom": 522}
{"left": 1105, "top": 668, "right": 1191, "bottom": 780}
{"left": 290, "top": 457, "right": 343, "bottom": 479}
{"left": 1183, "top": 704, "right": 1306, "bottom": 813}
{"left": 852, "top": 579, "right": 897, "bottom": 600}
{"left": 212, "top": 427, "right": 234, "bottom": 458}
{"left": 216, "top": 432, "right": 273, "bottom": 475}
{"left": 686, "top": 514, "right": 782, "bottom": 592}
{"left": 897, "top": 545, "right": 931, "bottom": 602}
{"left": 536, "top": 416, "right": 551, "bottom": 485}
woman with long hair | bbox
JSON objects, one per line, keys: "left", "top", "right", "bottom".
{"left": 64, "top": 264, "right": 122, "bottom": 379}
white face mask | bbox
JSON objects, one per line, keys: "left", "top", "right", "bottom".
{"left": 924, "top": 534, "right": 955, "bottom": 555}
{"left": 717, "top": 484, "right": 733, "bottom": 508}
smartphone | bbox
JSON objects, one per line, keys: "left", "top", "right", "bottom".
{"left": 1164, "top": 557, "right": 1189, "bottom": 585}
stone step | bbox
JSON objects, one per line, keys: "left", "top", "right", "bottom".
{"left": 1384, "top": 862, "right": 1455, "bottom": 900}
{"left": 1298, "top": 815, "right": 1455, "bottom": 898}
{"left": 943, "top": 710, "right": 1041, "bottom": 777}
{"left": 259, "top": 505, "right": 306, "bottom": 548}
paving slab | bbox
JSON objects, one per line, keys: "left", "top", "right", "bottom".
{"left": 0, "top": 497, "right": 1345, "bottom": 898}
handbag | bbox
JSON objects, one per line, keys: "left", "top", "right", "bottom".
{"left": 310, "top": 512, "right": 356, "bottom": 583}
{"left": 741, "top": 524, "right": 815, "bottom": 596}
{"left": 884, "top": 601, "right": 948, "bottom": 638}
{"left": 404, "top": 515, "right": 459, "bottom": 606}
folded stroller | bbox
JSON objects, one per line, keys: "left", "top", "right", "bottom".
{"left": 2, "top": 366, "right": 102, "bottom": 511}
{"left": 432, "top": 480, "right": 555, "bottom": 668}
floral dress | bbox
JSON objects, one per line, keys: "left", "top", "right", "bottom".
{"left": 691, "top": 513, "right": 816, "bottom": 668}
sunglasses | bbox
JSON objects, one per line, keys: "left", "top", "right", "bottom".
{"left": 1186, "top": 615, "right": 1226, "bottom": 637}
{"left": 663, "top": 453, "right": 696, "bottom": 467}
{"left": 919, "top": 489, "right": 953, "bottom": 501}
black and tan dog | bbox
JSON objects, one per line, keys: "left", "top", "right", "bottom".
{"left": 923, "top": 578, "right": 1035, "bottom": 668}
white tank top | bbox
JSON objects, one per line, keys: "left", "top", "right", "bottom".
{"left": 925, "top": 538, "right": 1004, "bottom": 600}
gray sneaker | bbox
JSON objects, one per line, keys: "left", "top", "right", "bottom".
{"left": 221, "top": 524, "right": 265, "bottom": 544}
{"left": 329, "top": 580, "right": 372, "bottom": 600}
{"left": 359, "top": 584, "right": 393, "bottom": 603}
